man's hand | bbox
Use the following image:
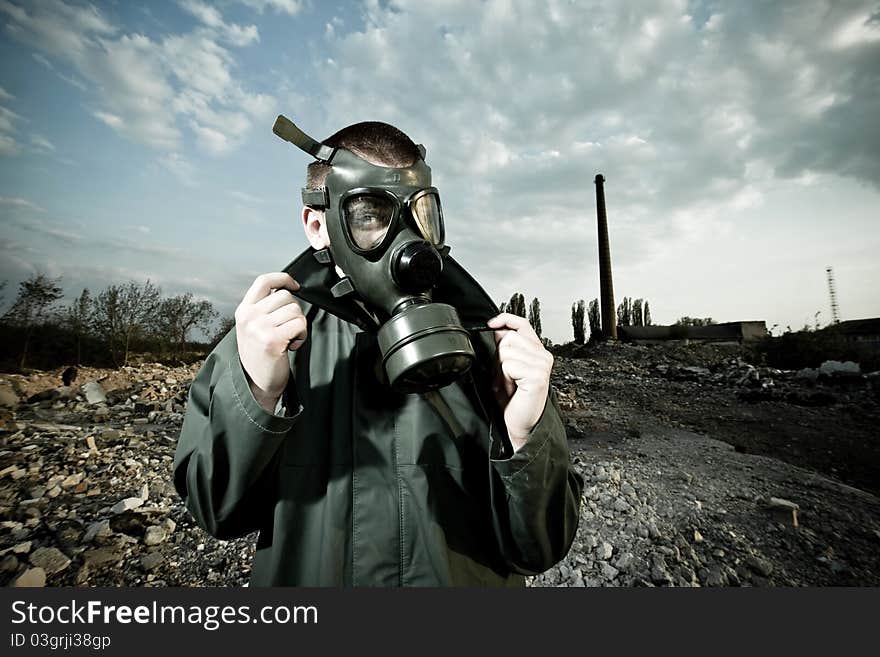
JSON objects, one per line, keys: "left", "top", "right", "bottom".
{"left": 487, "top": 312, "right": 554, "bottom": 453}
{"left": 235, "top": 273, "right": 306, "bottom": 411}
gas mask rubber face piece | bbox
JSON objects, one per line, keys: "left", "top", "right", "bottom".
{"left": 273, "top": 115, "right": 475, "bottom": 393}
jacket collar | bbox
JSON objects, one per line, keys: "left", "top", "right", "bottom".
{"left": 281, "top": 247, "right": 500, "bottom": 332}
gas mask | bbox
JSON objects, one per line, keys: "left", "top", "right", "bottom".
{"left": 273, "top": 114, "right": 476, "bottom": 393}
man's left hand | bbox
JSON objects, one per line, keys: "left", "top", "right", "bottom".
{"left": 487, "top": 312, "right": 554, "bottom": 453}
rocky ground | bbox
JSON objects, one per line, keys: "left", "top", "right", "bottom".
{"left": 1, "top": 342, "right": 878, "bottom": 587}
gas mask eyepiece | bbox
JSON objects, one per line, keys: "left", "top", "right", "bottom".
{"left": 274, "top": 114, "right": 476, "bottom": 393}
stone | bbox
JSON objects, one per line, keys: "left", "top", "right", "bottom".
{"left": 745, "top": 554, "right": 774, "bottom": 577}
{"left": 144, "top": 525, "right": 168, "bottom": 546}
{"left": 141, "top": 552, "right": 164, "bottom": 571}
{"left": 704, "top": 565, "right": 728, "bottom": 587}
{"left": 600, "top": 561, "right": 619, "bottom": 581}
{"left": 111, "top": 497, "right": 144, "bottom": 514}
{"left": 818, "top": 360, "right": 860, "bottom": 377}
{"left": 613, "top": 498, "right": 631, "bottom": 513}
{"left": 83, "top": 548, "right": 124, "bottom": 567}
{"left": 11, "top": 541, "right": 32, "bottom": 554}
{"left": 100, "top": 429, "right": 121, "bottom": 441}
{"left": 75, "top": 564, "right": 91, "bottom": 585}
{"left": 86, "top": 436, "right": 98, "bottom": 452}
{"left": 29, "top": 547, "right": 71, "bottom": 576}
{"left": 12, "top": 567, "right": 46, "bottom": 587}
{"left": 0, "top": 554, "right": 19, "bottom": 572}
{"left": 82, "top": 381, "right": 107, "bottom": 405}
{"left": 0, "top": 384, "right": 19, "bottom": 408}
{"left": 84, "top": 520, "right": 112, "bottom": 543}
{"left": 596, "top": 542, "right": 613, "bottom": 560}
{"left": 61, "top": 472, "right": 85, "bottom": 488}
{"left": 693, "top": 529, "right": 704, "bottom": 543}
{"left": 614, "top": 552, "right": 635, "bottom": 572}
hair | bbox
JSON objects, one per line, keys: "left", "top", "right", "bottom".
{"left": 305, "top": 121, "right": 422, "bottom": 191}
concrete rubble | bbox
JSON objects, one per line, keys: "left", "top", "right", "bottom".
{"left": 0, "top": 343, "right": 878, "bottom": 587}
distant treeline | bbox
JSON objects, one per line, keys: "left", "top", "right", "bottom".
{"left": 0, "top": 273, "right": 234, "bottom": 372}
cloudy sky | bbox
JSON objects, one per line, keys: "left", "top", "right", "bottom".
{"left": 1, "top": 0, "right": 878, "bottom": 344}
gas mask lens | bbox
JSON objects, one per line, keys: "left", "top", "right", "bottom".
{"left": 409, "top": 189, "right": 443, "bottom": 246}
{"left": 343, "top": 193, "right": 395, "bottom": 250}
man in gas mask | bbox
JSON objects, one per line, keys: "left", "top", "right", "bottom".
{"left": 173, "top": 116, "right": 583, "bottom": 586}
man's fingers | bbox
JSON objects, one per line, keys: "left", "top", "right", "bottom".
{"left": 498, "top": 328, "right": 546, "bottom": 354}
{"left": 497, "top": 340, "right": 552, "bottom": 368}
{"left": 266, "top": 301, "right": 304, "bottom": 327}
{"left": 500, "top": 357, "right": 534, "bottom": 384}
{"left": 487, "top": 312, "right": 541, "bottom": 345}
{"left": 242, "top": 273, "right": 300, "bottom": 305}
{"left": 257, "top": 288, "right": 302, "bottom": 315}
{"left": 278, "top": 315, "right": 307, "bottom": 340}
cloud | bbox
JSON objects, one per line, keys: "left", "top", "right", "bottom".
{"left": 1, "top": 0, "right": 274, "bottom": 156}
{"left": 177, "top": 0, "right": 260, "bottom": 46}
{"left": 308, "top": 0, "right": 880, "bottom": 340}
{"left": 159, "top": 152, "right": 197, "bottom": 187}
{"left": 228, "top": 190, "right": 265, "bottom": 204}
{"left": 2, "top": 210, "right": 83, "bottom": 245}
{"left": 30, "top": 133, "right": 55, "bottom": 153}
{"left": 238, "top": 0, "right": 303, "bottom": 16}
{"left": 32, "top": 51, "right": 87, "bottom": 90}
{"left": 0, "top": 196, "right": 45, "bottom": 212}
{"left": 0, "top": 105, "right": 22, "bottom": 155}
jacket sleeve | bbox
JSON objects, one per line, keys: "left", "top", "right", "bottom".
{"left": 487, "top": 387, "right": 584, "bottom": 575}
{"left": 173, "top": 328, "right": 302, "bottom": 539}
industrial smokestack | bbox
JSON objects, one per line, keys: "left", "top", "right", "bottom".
{"left": 595, "top": 174, "right": 617, "bottom": 340}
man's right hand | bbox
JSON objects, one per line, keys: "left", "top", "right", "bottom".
{"left": 235, "top": 273, "right": 306, "bottom": 409}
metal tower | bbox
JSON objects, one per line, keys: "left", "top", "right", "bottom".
{"left": 826, "top": 266, "right": 840, "bottom": 324}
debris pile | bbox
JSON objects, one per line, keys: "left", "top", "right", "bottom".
{"left": 0, "top": 363, "right": 255, "bottom": 587}
{"left": 1, "top": 342, "right": 878, "bottom": 587}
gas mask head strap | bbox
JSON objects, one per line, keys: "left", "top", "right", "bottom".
{"left": 273, "top": 114, "right": 335, "bottom": 209}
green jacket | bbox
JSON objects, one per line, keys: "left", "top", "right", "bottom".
{"left": 173, "top": 248, "right": 583, "bottom": 586}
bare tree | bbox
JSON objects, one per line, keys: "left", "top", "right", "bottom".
{"left": 528, "top": 297, "right": 542, "bottom": 338}
{"left": 92, "top": 285, "right": 125, "bottom": 367}
{"left": 1, "top": 272, "right": 64, "bottom": 369}
{"left": 92, "top": 280, "right": 161, "bottom": 366}
{"left": 157, "top": 293, "right": 218, "bottom": 359}
{"left": 61, "top": 288, "right": 93, "bottom": 365}
{"left": 119, "top": 280, "right": 162, "bottom": 365}
{"left": 210, "top": 315, "right": 236, "bottom": 348}
{"left": 644, "top": 301, "right": 652, "bottom": 326}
